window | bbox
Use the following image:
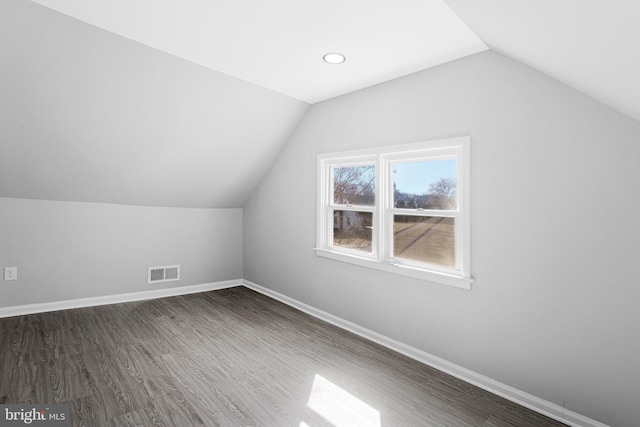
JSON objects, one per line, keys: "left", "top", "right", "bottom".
{"left": 316, "top": 137, "right": 472, "bottom": 289}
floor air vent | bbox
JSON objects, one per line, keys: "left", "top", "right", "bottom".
{"left": 148, "top": 265, "right": 180, "bottom": 284}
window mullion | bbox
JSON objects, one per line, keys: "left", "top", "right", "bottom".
{"left": 379, "top": 155, "right": 391, "bottom": 262}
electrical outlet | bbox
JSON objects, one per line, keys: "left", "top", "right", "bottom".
{"left": 4, "top": 267, "right": 17, "bottom": 281}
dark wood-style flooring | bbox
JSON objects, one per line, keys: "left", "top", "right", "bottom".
{"left": 0, "top": 287, "right": 566, "bottom": 426}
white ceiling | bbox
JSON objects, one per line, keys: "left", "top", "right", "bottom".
{"left": 29, "top": 0, "right": 489, "bottom": 103}
{"left": 29, "top": 0, "right": 640, "bottom": 122}
{"left": 443, "top": 0, "right": 640, "bottom": 123}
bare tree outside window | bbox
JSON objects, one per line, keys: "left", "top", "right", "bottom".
{"left": 429, "top": 177, "right": 457, "bottom": 210}
{"left": 393, "top": 160, "right": 457, "bottom": 210}
{"left": 333, "top": 166, "right": 375, "bottom": 205}
{"left": 332, "top": 165, "right": 375, "bottom": 253}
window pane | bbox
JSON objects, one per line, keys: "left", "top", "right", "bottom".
{"left": 333, "top": 211, "right": 373, "bottom": 253}
{"left": 393, "top": 215, "right": 455, "bottom": 268}
{"left": 393, "top": 159, "right": 457, "bottom": 209}
{"left": 333, "top": 165, "right": 375, "bottom": 206}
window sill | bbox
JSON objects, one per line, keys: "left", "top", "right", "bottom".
{"left": 314, "top": 248, "right": 473, "bottom": 290}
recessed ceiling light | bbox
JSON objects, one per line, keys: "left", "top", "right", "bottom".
{"left": 323, "top": 53, "right": 346, "bottom": 64}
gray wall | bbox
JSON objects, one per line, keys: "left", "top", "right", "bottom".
{"left": 0, "top": 197, "right": 242, "bottom": 307}
{"left": 243, "top": 51, "right": 640, "bottom": 427}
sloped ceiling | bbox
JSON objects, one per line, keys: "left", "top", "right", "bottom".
{"left": 28, "top": 0, "right": 488, "bottom": 103}
{"left": 443, "top": 0, "right": 640, "bottom": 123}
{"left": 0, "top": 0, "right": 308, "bottom": 208}
{"left": 2, "top": 0, "right": 639, "bottom": 209}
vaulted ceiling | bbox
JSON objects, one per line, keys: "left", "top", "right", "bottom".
{"left": 27, "top": 0, "right": 489, "bottom": 103}
{"left": 2, "top": 0, "right": 638, "bottom": 208}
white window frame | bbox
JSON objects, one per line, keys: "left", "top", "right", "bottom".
{"left": 316, "top": 136, "right": 473, "bottom": 289}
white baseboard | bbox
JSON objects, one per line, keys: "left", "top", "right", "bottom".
{"left": 0, "top": 279, "right": 242, "bottom": 319}
{"left": 242, "top": 279, "right": 608, "bottom": 427}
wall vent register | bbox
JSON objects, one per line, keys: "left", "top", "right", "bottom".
{"left": 148, "top": 265, "right": 180, "bottom": 284}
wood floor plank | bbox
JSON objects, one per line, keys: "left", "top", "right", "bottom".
{"left": 0, "top": 287, "right": 567, "bottom": 426}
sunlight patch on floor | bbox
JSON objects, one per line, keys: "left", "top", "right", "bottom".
{"left": 301, "top": 374, "right": 381, "bottom": 427}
